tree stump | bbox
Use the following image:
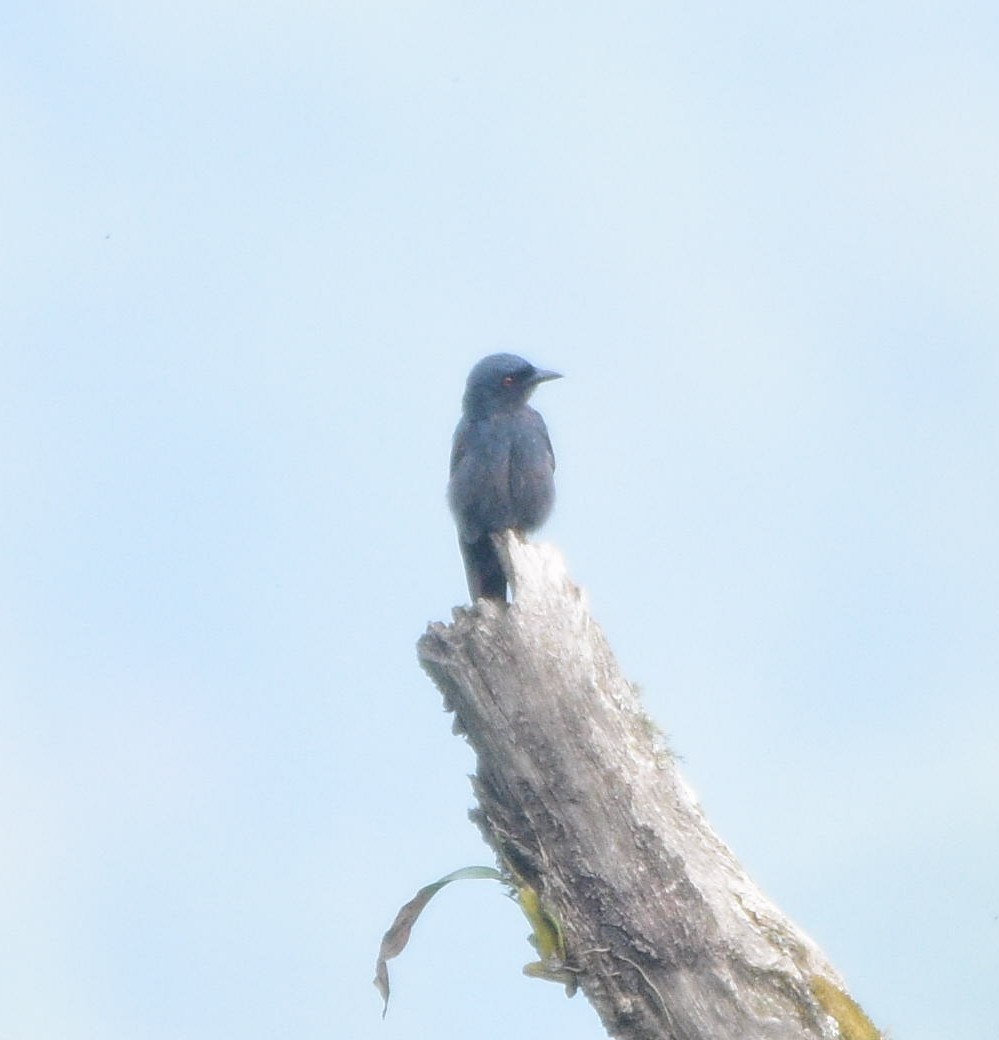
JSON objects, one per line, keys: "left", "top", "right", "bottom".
{"left": 417, "top": 532, "right": 881, "bottom": 1040}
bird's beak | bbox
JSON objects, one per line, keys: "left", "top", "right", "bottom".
{"left": 529, "top": 368, "right": 563, "bottom": 385}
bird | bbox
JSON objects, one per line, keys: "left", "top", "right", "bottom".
{"left": 448, "top": 353, "right": 562, "bottom": 602}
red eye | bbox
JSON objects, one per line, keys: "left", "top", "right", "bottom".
{"left": 502, "top": 375, "right": 515, "bottom": 386}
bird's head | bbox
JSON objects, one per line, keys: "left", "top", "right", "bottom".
{"left": 462, "top": 353, "right": 562, "bottom": 418}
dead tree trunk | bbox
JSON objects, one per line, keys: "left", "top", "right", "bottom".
{"left": 417, "top": 532, "right": 881, "bottom": 1040}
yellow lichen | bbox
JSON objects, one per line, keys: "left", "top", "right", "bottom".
{"left": 810, "top": 975, "right": 882, "bottom": 1040}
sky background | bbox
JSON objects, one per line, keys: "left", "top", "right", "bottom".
{"left": 3, "top": 3, "right": 998, "bottom": 1038}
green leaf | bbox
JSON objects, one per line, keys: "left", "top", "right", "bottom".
{"left": 373, "top": 866, "right": 502, "bottom": 1015}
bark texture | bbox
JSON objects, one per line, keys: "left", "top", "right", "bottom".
{"left": 417, "top": 533, "right": 879, "bottom": 1040}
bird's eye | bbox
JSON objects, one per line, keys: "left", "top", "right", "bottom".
{"left": 502, "top": 375, "right": 515, "bottom": 387}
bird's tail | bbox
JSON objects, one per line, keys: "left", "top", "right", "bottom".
{"left": 459, "top": 534, "right": 507, "bottom": 602}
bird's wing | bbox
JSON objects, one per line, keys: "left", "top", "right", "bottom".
{"left": 527, "top": 408, "right": 556, "bottom": 471}
{"left": 542, "top": 423, "right": 556, "bottom": 471}
{"left": 449, "top": 417, "right": 469, "bottom": 476}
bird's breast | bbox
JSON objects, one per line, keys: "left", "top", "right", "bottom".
{"left": 448, "top": 410, "right": 555, "bottom": 540}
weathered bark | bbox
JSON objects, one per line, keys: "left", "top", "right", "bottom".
{"left": 417, "top": 533, "right": 880, "bottom": 1040}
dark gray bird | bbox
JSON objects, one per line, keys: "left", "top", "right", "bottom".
{"left": 448, "top": 353, "right": 562, "bottom": 601}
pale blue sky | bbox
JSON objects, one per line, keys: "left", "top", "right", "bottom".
{"left": 2, "top": 4, "right": 997, "bottom": 1038}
